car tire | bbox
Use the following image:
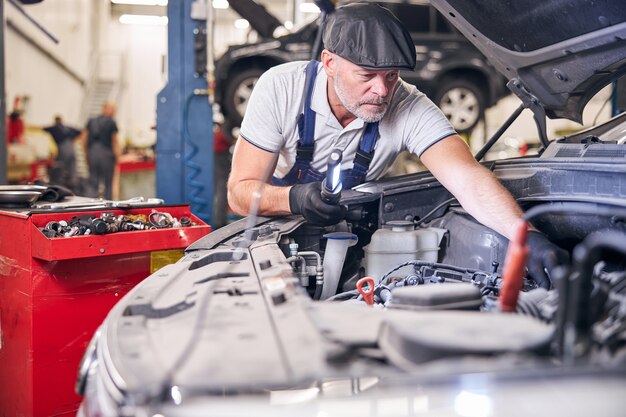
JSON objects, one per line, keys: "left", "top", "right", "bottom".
{"left": 223, "top": 68, "right": 266, "bottom": 128}
{"left": 434, "top": 78, "right": 486, "bottom": 134}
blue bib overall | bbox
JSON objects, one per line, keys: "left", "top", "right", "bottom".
{"left": 272, "top": 61, "right": 379, "bottom": 189}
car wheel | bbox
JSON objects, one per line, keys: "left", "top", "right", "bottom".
{"left": 223, "top": 68, "right": 266, "bottom": 127}
{"left": 435, "top": 78, "right": 486, "bottom": 134}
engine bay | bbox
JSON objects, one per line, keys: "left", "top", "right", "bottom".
{"left": 276, "top": 193, "right": 626, "bottom": 369}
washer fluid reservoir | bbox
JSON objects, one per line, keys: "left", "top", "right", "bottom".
{"left": 364, "top": 221, "right": 446, "bottom": 281}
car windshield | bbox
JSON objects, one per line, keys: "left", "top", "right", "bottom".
{"left": 592, "top": 113, "right": 626, "bottom": 143}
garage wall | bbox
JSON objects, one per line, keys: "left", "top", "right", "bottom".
{"left": 107, "top": 22, "right": 167, "bottom": 148}
{"left": 5, "top": 0, "right": 167, "bottom": 147}
{"left": 5, "top": 0, "right": 312, "bottom": 148}
{"left": 5, "top": 0, "right": 94, "bottom": 128}
{"left": 104, "top": 13, "right": 248, "bottom": 148}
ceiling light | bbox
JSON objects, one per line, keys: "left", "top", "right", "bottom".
{"left": 119, "top": 14, "right": 168, "bottom": 25}
{"left": 299, "top": 3, "right": 320, "bottom": 13}
{"left": 234, "top": 19, "right": 249, "bottom": 29}
{"left": 212, "top": 0, "right": 229, "bottom": 9}
{"left": 112, "top": 0, "right": 168, "bottom": 5}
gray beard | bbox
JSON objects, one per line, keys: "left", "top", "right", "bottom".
{"left": 333, "top": 76, "right": 388, "bottom": 123}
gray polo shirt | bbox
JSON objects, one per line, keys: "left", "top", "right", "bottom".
{"left": 239, "top": 61, "right": 455, "bottom": 181}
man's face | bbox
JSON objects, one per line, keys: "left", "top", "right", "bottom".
{"left": 332, "top": 56, "right": 399, "bottom": 123}
{"left": 103, "top": 103, "right": 116, "bottom": 117}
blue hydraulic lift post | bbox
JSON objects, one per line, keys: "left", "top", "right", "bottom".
{"left": 156, "top": 0, "right": 213, "bottom": 224}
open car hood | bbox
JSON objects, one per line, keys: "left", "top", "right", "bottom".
{"left": 430, "top": 0, "right": 626, "bottom": 123}
{"left": 228, "top": 0, "right": 282, "bottom": 38}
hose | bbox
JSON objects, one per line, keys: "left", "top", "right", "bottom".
{"left": 183, "top": 92, "right": 211, "bottom": 220}
{"left": 326, "top": 289, "right": 360, "bottom": 301}
{"left": 564, "top": 229, "right": 626, "bottom": 362}
{"left": 523, "top": 201, "right": 626, "bottom": 222}
{"left": 303, "top": 251, "right": 324, "bottom": 300}
{"left": 515, "top": 288, "right": 550, "bottom": 319}
{"left": 286, "top": 255, "right": 307, "bottom": 286}
{"left": 416, "top": 197, "right": 458, "bottom": 227}
{"left": 378, "top": 260, "right": 486, "bottom": 285}
{"left": 291, "top": 250, "right": 324, "bottom": 300}
{"left": 313, "top": 282, "right": 323, "bottom": 300}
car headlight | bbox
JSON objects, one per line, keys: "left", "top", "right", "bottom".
{"left": 76, "top": 327, "right": 101, "bottom": 396}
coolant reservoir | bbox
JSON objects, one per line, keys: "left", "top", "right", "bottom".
{"left": 364, "top": 221, "right": 446, "bottom": 281}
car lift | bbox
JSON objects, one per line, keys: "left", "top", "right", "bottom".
{"left": 156, "top": 0, "right": 214, "bottom": 224}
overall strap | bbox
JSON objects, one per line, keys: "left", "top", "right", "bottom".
{"left": 351, "top": 122, "right": 380, "bottom": 181}
{"left": 295, "top": 60, "right": 320, "bottom": 164}
{"left": 272, "top": 61, "right": 320, "bottom": 186}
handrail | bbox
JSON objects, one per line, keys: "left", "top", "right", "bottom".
{"left": 80, "top": 51, "right": 126, "bottom": 123}
{"left": 6, "top": 19, "right": 84, "bottom": 87}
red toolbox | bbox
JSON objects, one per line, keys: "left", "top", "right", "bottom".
{"left": 0, "top": 205, "right": 210, "bottom": 416}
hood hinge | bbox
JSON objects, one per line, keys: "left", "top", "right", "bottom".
{"left": 507, "top": 78, "right": 550, "bottom": 148}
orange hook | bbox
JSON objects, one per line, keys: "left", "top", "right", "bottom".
{"left": 356, "top": 276, "right": 375, "bottom": 306}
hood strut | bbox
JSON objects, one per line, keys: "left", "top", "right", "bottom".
{"left": 475, "top": 104, "right": 524, "bottom": 162}
{"left": 508, "top": 78, "right": 550, "bottom": 149}
{"left": 474, "top": 78, "right": 550, "bottom": 162}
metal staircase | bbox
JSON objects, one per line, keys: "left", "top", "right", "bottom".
{"left": 84, "top": 79, "right": 115, "bottom": 119}
{"left": 80, "top": 52, "right": 126, "bottom": 122}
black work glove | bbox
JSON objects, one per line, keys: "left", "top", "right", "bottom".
{"left": 33, "top": 180, "right": 75, "bottom": 202}
{"left": 289, "top": 182, "right": 347, "bottom": 226}
{"left": 526, "top": 230, "right": 569, "bottom": 289}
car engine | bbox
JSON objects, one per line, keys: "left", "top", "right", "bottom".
{"left": 272, "top": 194, "right": 626, "bottom": 369}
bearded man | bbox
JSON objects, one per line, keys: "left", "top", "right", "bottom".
{"left": 227, "top": 2, "right": 565, "bottom": 288}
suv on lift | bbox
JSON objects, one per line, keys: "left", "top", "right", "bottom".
{"left": 215, "top": 0, "right": 509, "bottom": 134}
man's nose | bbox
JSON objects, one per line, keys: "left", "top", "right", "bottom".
{"left": 371, "top": 75, "right": 389, "bottom": 97}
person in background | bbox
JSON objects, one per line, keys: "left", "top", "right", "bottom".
{"left": 44, "top": 115, "right": 81, "bottom": 189}
{"left": 80, "top": 102, "right": 120, "bottom": 200}
{"left": 6, "top": 111, "right": 25, "bottom": 145}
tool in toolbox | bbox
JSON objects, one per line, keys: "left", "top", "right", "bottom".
{"left": 35, "top": 196, "right": 165, "bottom": 210}
{"left": 40, "top": 209, "right": 195, "bottom": 238}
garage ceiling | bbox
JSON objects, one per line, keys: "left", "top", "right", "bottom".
{"left": 109, "top": 0, "right": 317, "bottom": 26}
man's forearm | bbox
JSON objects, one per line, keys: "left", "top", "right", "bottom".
{"left": 227, "top": 179, "right": 292, "bottom": 217}
{"left": 454, "top": 165, "right": 524, "bottom": 240}
{"left": 112, "top": 133, "right": 121, "bottom": 159}
{"left": 420, "top": 136, "right": 525, "bottom": 240}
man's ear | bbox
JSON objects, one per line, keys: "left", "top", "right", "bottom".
{"left": 321, "top": 50, "right": 336, "bottom": 77}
